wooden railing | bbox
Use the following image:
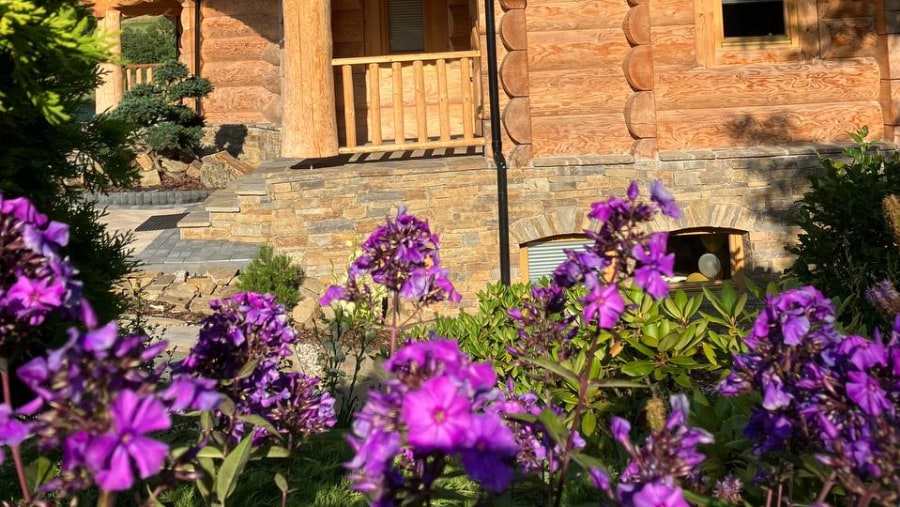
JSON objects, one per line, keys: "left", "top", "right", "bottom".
{"left": 332, "top": 50, "right": 484, "bottom": 154}
{"left": 124, "top": 63, "right": 162, "bottom": 91}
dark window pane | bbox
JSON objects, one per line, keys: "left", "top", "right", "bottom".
{"left": 388, "top": 0, "right": 425, "bottom": 53}
{"left": 721, "top": 0, "right": 786, "bottom": 38}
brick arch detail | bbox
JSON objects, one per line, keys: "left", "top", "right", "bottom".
{"left": 511, "top": 203, "right": 758, "bottom": 245}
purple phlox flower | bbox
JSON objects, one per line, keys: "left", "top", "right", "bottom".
{"left": 845, "top": 371, "right": 892, "bottom": 417}
{"left": 588, "top": 196, "right": 628, "bottom": 223}
{"left": 611, "top": 416, "right": 632, "bottom": 447}
{"left": 0, "top": 404, "right": 31, "bottom": 465}
{"left": 84, "top": 390, "right": 171, "bottom": 491}
{"left": 402, "top": 376, "right": 472, "bottom": 452}
{"left": 626, "top": 481, "right": 689, "bottom": 507}
{"left": 319, "top": 284, "right": 347, "bottom": 306}
{"left": 589, "top": 466, "right": 612, "bottom": 495}
{"left": 163, "top": 375, "right": 222, "bottom": 412}
{"left": 761, "top": 372, "right": 793, "bottom": 411}
{"left": 627, "top": 181, "right": 640, "bottom": 200}
{"left": 460, "top": 414, "right": 518, "bottom": 492}
{"left": 836, "top": 335, "right": 888, "bottom": 370}
{"left": 650, "top": 181, "right": 681, "bottom": 219}
{"left": 632, "top": 232, "right": 674, "bottom": 299}
{"left": 865, "top": 279, "right": 900, "bottom": 319}
{"left": 582, "top": 283, "right": 625, "bottom": 329}
{"left": 5, "top": 275, "right": 65, "bottom": 325}
{"left": 713, "top": 473, "right": 743, "bottom": 505}
{"left": 79, "top": 321, "right": 119, "bottom": 356}
{"left": 744, "top": 410, "right": 792, "bottom": 454}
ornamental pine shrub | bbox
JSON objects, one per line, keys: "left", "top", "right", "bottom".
{"left": 237, "top": 245, "right": 304, "bottom": 309}
{"left": 121, "top": 16, "right": 176, "bottom": 65}
{"left": 111, "top": 59, "right": 212, "bottom": 161}
{"left": 788, "top": 128, "right": 900, "bottom": 330}
{"left": 0, "top": 0, "right": 138, "bottom": 326}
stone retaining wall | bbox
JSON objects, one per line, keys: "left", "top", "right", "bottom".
{"left": 185, "top": 144, "right": 897, "bottom": 309}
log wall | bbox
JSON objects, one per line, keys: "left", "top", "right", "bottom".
{"left": 524, "top": 0, "right": 634, "bottom": 157}
{"left": 200, "top": 0, "right": 282, "bottom": 124}
{"left": 652, "top": 0, "right": 883, "bottom": 150}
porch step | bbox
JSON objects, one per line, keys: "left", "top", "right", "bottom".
{"left": 203, "top": 189, "right": 240, "bottom": 213}
{"left": 234, "top": 175, "right": 267, "bottom": 196}
{"left": 177, "top": 211, "right": 211, "bottom": 228}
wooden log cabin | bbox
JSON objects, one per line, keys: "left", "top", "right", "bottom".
{"left": 88, "top": 0, "right": 900, "bottom": 302}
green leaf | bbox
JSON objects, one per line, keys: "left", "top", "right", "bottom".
{"left": 237, "top": 413, "right": 283, "bottom": 443}
{"left": 196, "top": 446, "right": 226, "bottom": 459}
{"left": 537, "top": 408, "right": 569, "bottom": 449}
{"left": 274, "top": 473, "right": 288, "bottom": 493}
{"left": 581, "top": 410, "right": 597, "bottom": 437}
{"left": 236, "top": 357, "right": 261, "bottom": 380}
{"left": 620, "top": 360, "right": 656, "bottom": 377}
{"left": 522, "top": 357, "right": 579, "bottom": 383}
{"left": 658, "top": 332, "right": 681, "bottom": 352}
{"left": 592, "top": 378, "right": 647, "bottom": 389}
{"left": 216, "top": 433, "right": 255, "bottom": 503}
{"left": 25, "top": 456, "right": 56, "bottom": 492}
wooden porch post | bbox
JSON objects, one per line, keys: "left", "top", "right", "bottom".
{"left": 95, "top": 8, "right": 124, "bottom": 114}
{"left": 281, "top": 0, "right": 339, "bottom": 158}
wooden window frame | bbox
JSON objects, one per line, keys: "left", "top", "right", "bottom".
{"left": 363, "top": 0, "right": 449, "bottom": 56}
{"left": 695, "top": 0, "right": 819, "bottom": 66}
{"left": 666, "top": 228, "right": 747, "bottom": 291}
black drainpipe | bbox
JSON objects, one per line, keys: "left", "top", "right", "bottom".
{"left": 483, "top": 0, "right": 511, "bottom": 285}
{"left": 193, "top": 0, "right": 201, "bottom": 112}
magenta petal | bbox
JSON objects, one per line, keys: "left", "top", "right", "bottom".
{"left": 94, "top": 445, "right": 135, "bottom": 491}
{"left": 128, "top": 437, "right": 169, "bottom": 479}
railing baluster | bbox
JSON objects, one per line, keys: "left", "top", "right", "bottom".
{"left": 146, "top": 66, "right": 153, "bottom": 85}
{"left": 368, "top": 62, "right": 382, "bottom": 146}
{"left": 437, "top": 58, "right": 450, "bottom": 142}
{"left": 460, "top": 57, "right": 473, "bottom": 140}
{"left": 391, "top": 62, "right": 404, "bottom": 143}
{"left": 342, "top": 64, "right": 357, "bottom": 148}
{"left": 413, "top": 60, "right": 427, "bottom": 143}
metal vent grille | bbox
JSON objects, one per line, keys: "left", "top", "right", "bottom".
{"left": 526, "top": 239, "right": 591, "bottom": 283}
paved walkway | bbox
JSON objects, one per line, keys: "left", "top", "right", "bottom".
{"left": 99, "top": 204, "right": 259, "bottom": 272}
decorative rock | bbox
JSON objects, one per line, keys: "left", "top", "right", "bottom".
{"left": 200, "top": 151, "right": 257, "bottom": 189}
{"left": 160, "top": 158, "right": 189, "bottom": 174}
{"left": 292, "top": 296, "right": 319, "bottom": 329}
{"left": 206, "top": 267, "right": 239, "bottom": 285}
{"left": 139, "top": 168, "right": 162, "bottom": 187}
{"left": 189, "top": 295, "right": 217, "bottom": 315}
{"left": 186, "top": 160, "right": 202, "bottom": 179}
{"left": 185, "top": 276, "right": 217, "bottom": 295}
{"left": 135, "top": 153, "right": 156, "bottom": 172}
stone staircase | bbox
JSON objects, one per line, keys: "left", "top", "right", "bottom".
{"left": 177, "top": 160, "right": 291, "bottom": 242}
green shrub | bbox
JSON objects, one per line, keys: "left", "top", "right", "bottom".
{"left": 111, "top": 59, "right": 212, "bottom": 160}
{"left": 0, "top": 0, "right": 139, "bottom": 327}
{"left": 788, "top": 127, "right": 900, "bottom": 330}
{"left": 237, "top": 245, "right": 303, "bottom": 309}
{"left": 121, "top": 15, "right": 176, "bottom": 65}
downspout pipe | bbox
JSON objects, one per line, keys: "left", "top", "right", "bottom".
{"left": 483, "top": 0, "right": 511, "bottom": 285}
{"left": 193, "top": 0, "right": 201, "bottom": 112}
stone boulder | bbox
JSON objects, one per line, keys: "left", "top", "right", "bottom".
{"left": 200, "top": 151, "right": 256, "bottom": 189}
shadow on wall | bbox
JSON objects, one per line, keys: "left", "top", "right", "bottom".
{"left": 209, "top": 124, "right": 249, "bottom": 158}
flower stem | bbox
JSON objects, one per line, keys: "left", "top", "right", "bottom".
{"left": 389, "top": 292, "right": 400, "bottom": 354}
{"left": 0, "top": 365, "right": 31, "bottom": 503}
{"left": 815, "top": 471, "right": 836, "bottom": 504}
{"left": 97, "top": 489, "right": 116, "bottom": 507}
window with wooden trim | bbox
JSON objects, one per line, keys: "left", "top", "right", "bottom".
{"left": 364, "top": 0, "right": 451, "bottom": 55}
{"left": 665, "top": 228, "right": 746, "bottom": 289}
{"left": 695, "top": 0, "right": 817, "bottom": 65}
{"left": 519, "top": 235, "right": 591, "bottom": 283}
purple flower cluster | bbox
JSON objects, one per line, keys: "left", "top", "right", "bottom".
{"left": 506, "top": 285, "right": 577, "bottom": 360}
{"left": 590, "top": 394, "right": 713, "bottom": 507}
{"left": 552, "top": 182, "right": 679, "bottom": 328}
{"left": 489, "top": 388, "right": 585, "bottom": 476}
{"left": 321, "top": 207, "right": 460, "bottom": 308}
{"left": 0, "top": 195, "right": 83, "bottom": 351}
{"left": 346, "top": 338, "right": 518, "bottom": 504}
{"left": 178, "top": 292, "right": 335, "bottom": 445}
{"left": 5, "top": 310, "right": 220, "bottom": 493}
{"left": 719, "top": 286, "right": 900, "bottom": 501}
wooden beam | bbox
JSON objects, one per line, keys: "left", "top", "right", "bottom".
{"left": 281, "top": 0, "right": 339, "bottom": 158}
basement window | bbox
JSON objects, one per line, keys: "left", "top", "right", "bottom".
{"left": 521, "top": 236, "right": 592, "bottom": 283}
{"left": 665, "top": 228, "right": 746, "bottom": 288}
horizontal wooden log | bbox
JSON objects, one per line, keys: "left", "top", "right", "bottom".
{"left": 528, "top": 68, "right": 631, "bottom": 116}
{"left": 624, "top": 45, "right": 654, "bottom": 90}
{"left": 632, "top": 138, "right": 658, "bottom": 158}
{"left": 500, "top": 50, "right": 529, "bottom": 97}
{"left": 528, "top": 29, "right": 630, "bottom": 71}
{"left": 649, "top": 0, "right": 694, "bottom": 27}
{"left": 201, "top": 37, "right": 275, "bottom": 63}
{"left": 500, "top": 9, "right": 528, "bottom": 51}
{"left": 500, "top": 0, "right": 526, "bottom": 10}
{"left": 819, "top": 0, "right": 875, "bottom": 19}
{"left": 531, "top": 113, "right": 633, "bottom": 156}
{"left": 201, "top": 0, "right": 280, "bottom": 18}
{"left": 204, "top": 86, "right": 278, "bottom": 114}
{"left": 655, "top": 58, "right": 880, "bottom": 110}
{"left": 201, "top": 15, "right": 280, "bottom": 41}
{"left": 821, "top": 17, "right": 878, "bottom": 59}
{"left": 650, "top": 25, "right": 696, "bottom": 67}
{"left": 656, "top": 102, "right": 884, "bottom": 150}
{"left": 204, "top": 111, "right": 267, "bottom": 123}
{"left": 525, "top": 1, "right": 628, "bottom": 31}
{"left": 503, "top": 97, "right": 532, "bottom": 143}
{"left": 202, "top": 60, "right": 278, "bottom": 89}
{"left": 623, "top": 4, "right": 651, "bottom": 46}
